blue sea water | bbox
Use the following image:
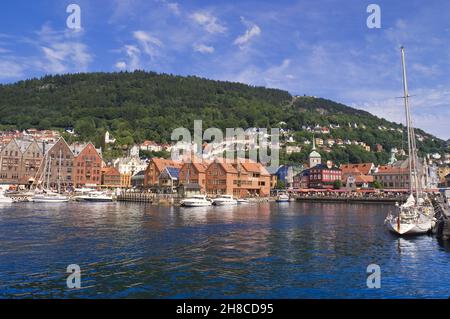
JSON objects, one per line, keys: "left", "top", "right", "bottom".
{"left": 0, "top": 201, "right": 448, "bottom": 298}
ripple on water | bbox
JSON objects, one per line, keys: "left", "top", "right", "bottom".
{"left": 0, "top": 202, "right": 449, "bottom": 298}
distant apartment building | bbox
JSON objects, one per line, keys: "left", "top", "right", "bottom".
{"left": 158, "top": 167, "right": 180, "bottom": 193}
{"left": 0, "top": 139, "right": 46, "bottom": 185}
{"left": 0, "top": 137, "right": 104, "bottom": 189}
{"left": 373, "top": 166, "right": 410, "bottom": 189}
{"left": 205, "top": 160, "right": 270, "bottom": 198}
{"left": 140, "top": 140, "right": 163, "bottom": 152}
{"left": 113, "top": 156, "right": 148, "bottom": 188}
{"left": 285, "top": 145, "right": 302, "bottom": 154}
{"left": 293, "top": 169, "right": 310, "bottom": 189}
{"left": 43, "top": 138, "right": 75, "bottom": 189}
{"left": 101, "top": 167, "right": 121, "bottom": 188}
{"left": 178, "top": 162, "right": 209, "bottom": 193}
{"left": 309, "top": 163, "right": 342, "bottom": 189}
{"left": 274, "top": 165, "right": 304, "bottom": 188}
{"left": 131, "top": 170, "right": 146, "bottom": 189}
{"left": 144, "top": 158, "right": 182, "bottom": 187}
{"left": 72, "top": 142, "right": 102, "bottom": 188}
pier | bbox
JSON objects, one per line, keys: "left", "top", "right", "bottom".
{"left": 293, "top": 191, "right": 408, "bottom": 204}
{"left": 294, "top": 195, "right": 405, "bottom": 204}
{"left": 431, "top": 196, "right": 450, "bottom": 240}
{"left": 117, "top": 193, "right": 181, "bottom": 205}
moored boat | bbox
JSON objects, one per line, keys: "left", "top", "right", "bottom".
{"left": 212, "top": 195, "right": 238, "bottom": 206}
{"left": 384, "top": 47, "right": 435, "bottom": 236}
{"left": 82, "top": 191, "right": 114, "bottom": 202}
{"left": 180, "top": 195, "right": 212, "bottom": 207}
{"left": 32, "top": 191, "right": 69, "bottom": 203}
{"left": 276, "top": 193, "right": 290, "bottom": 202}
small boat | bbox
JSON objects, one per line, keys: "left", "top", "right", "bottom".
{"left": 237, "top": 198, "right": 250, "bottom": 204}
{"left": 276, "top": 193, "right": 290, "bottom": 202}
{"left": 32, "top": 191, "right": 69, "bottom": 203}
{"left": 180, "top": 195, "right": 212, "bottom": 207}
{"left": 212, "top": 195, "right": 238, "bottom": 206}
{"left": 82, "top": 191, "right": 114, "bottom": 202}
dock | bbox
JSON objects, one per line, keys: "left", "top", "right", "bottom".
{"left": 432, "top": 196, "right": 450, "bottom": 240}
{"left": 294, "top": 195, "right": 407, "bottom": 204}
{"left": 117, "top": 193, "right": 181, "bottom": 205}
{"left": 117, "top": 193, "right": 154, "bottom": 203}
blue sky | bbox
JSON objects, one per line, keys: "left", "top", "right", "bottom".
{"left": 0, "top": 0, "right": 449, "bottom": 139}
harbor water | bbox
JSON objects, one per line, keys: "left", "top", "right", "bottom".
{"left": 0, "top": 201, "right": 449, "bottom": 298}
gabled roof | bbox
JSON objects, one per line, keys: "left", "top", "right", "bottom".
{"left": 218, "top": 161, "right": 238, "bottom": 174}
{"left": 340, "top": 163, "right": 374, "bottom": 175}
{"left": 151, "top": 158, "right": 182, "bottom": 172}
{"left": 311, "top": 163, "right": 340, "bottom": 170}
{"left": 71, "top": 142, "right": 102, "bottom": 157}
{"left": 103, "top": 166, "right": 120, "bottom": 176}
{"left": 240, "top": 162, "right": 270, "bottom": 176}
{"left": 133, "top": 170, "right": 146, "bottom": 177}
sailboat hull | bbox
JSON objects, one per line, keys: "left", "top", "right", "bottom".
{"left": 386, "top": 217, "right": 432, "bottom": 235}
{"left": 32, "top": 195, "right": 69, "bottom": 203}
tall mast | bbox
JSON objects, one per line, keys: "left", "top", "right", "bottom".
{"left": 58, "top": 149, "right": 62, "bottom": 194}
{"left": 47, "top": 155, "right": 51, "bottom": 190}
{"left": 400, "top": 47, "right": 419, "bottom": 201}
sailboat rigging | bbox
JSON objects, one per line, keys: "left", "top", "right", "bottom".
{"left": 384, "top": 47, "right": 436, "bottom": 235}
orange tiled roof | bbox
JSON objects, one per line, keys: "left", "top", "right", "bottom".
{"left": 376, "top": 166, "right": 408, "bottom": 174}
{"left": 151, "top": 158, "right": 182, "bottom": 172}
{"left": 102, "top": 166, "right": 120, "bottom": 176}
{"left": 340, "top": 163, "right": 374, "bottom": 175}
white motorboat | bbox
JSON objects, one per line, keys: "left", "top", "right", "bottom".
{"left": 276, "top": 193, "right": 290, "bottom": 202}
{"left": 384, "top": 47, "right": 435, "bottom": 236}
{"left": 180, "top": 195, "right": 212, "bottom": 207}
{"left": 237, "top": 198, "right": 251, "bottom": 204}
{"left": 82, "top": 191, "right": 114, "bottom": 202}
{"left": 212, "top": 195, "right": 238, "bottom": 206}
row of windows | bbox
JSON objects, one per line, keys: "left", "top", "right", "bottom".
{"left": 0, "top": 173, "right": 19, "bottom": 179}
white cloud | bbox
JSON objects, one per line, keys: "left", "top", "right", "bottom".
{"left": 28, "top": 24, "right": 93, "bottom": 74}
{"left": 133, "top": 30, "right": 163, "bottom": 59}
{"left": 40, "top": 42, "right": 92, "bottom": 73}
{"left": 123, "top": 44, "right": 141, "bottom": 70}
{"left": 0, "top": 60, "right": 24, "bottom": 79}
{"left": 193, "top": 43, "right": 214, "bottom": 54}
{"left": 234, "top": 17, "right": 261, "bottom": 48}
{"left": 190, "top": 12, "right": 227, "bottom": 34}
{"left": 115, "top": 61, "right": 127, "bottom": 70}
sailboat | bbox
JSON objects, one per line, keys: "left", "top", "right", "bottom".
{"left": 32, "top": 150, "right": 69, "bottom": 203}
{"left": 385, "top": 47, "right": 435, "bottom": 235}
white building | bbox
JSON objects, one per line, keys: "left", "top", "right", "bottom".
{"left": 105, "top": 131, "right": 116, "bottom": 144}
{"left": 114, "top": 157, "right": 148, "bottom": 176}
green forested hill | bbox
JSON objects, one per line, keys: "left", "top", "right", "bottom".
{"left": 0, "top": 71, "right": 446, "bottom": 164}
